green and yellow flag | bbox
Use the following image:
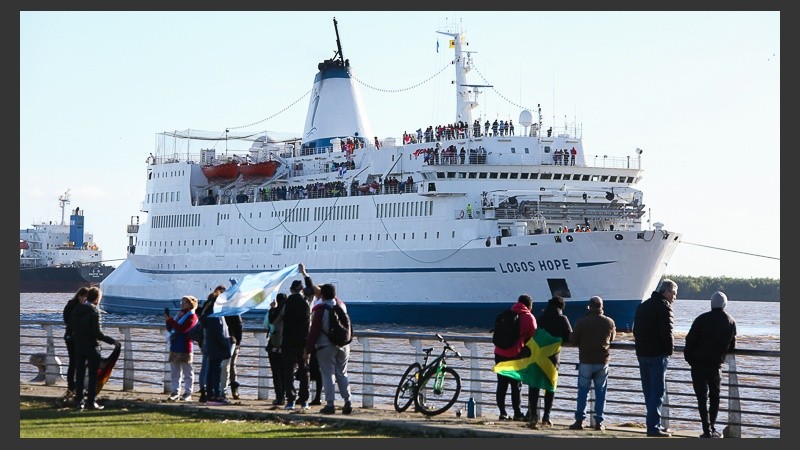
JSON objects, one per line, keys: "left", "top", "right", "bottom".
{"left": 492, "top": 328, "right": 562, "bottom": 392}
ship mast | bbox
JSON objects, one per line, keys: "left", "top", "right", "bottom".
{"left": 58, "top": 189, "right": 71, "bottom": 226}
{"left": 436, "top": 28, "right": 491, "bottom": 124}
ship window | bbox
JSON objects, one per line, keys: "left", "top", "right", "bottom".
{"left": 544, "top": 146, "right": 551, "bottom": 153}
{"left": 458, "top": 172, "right": 466, "bottom": 178}
{"left": 412, "top": 232, "right": 415, "bottom": 239}
{"left": 520, "top": 173, "right": 529, "bottom": 179}
{"left": 479, "top": 173, "right": 488, "bottom": 179}
{"left": 530, "top": 173, "right": 539, "bottom": 179}
{"left": 525, "top": 148, "right": 530, "bottom": 154}
{"left": 541, "top": 173, "right": 553, "bottom": 180}
{"left": 500, "top": 173, "right": 509, "bottom": 179}
{"left": 436, "top": 231, "right": 440, "bottom": 238}
{"left": 468, "top": 172, "right": 477, "bottom": 179}
{"left": 489, "top": 173, "right": 498, "bottom": 179}
{"left": 447, "top": 172, "right": 456, "bottom": 178}
{"left": 591, "top": 175, "right": 600, "bottom": 182}
{"left": 437, "top": 172, "right": 446, "bottom": 178}
{"left": 424, "top": 232, "right": 427, "bottom": 239}
{"left": 510, "top": 173, "right": 518, "bottom": 179}
{"left": 609, "top": 176, "right": 618, "bottom": 182}
{"left": 582, "top": 174, "right": 590, "bottom": 181}
{"left": 554, "top": 174, "right": 562, "bottom": 180}
{"left": 510, "top": 147, "right": 516, "bottom": 153}
{"left": 601, "top": 175, "right": 609, "bottom": 182}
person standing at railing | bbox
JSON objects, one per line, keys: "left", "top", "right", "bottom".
{"left": 634, "top": 279, "right": 677, "bottom": 437}
{"left": 69, "top": 287, "right": 121, "bottom": 410}
{"left": 164, "top": 295, "right": 199, "bottom": 402}
{"left": 568, "top": 296, "right": 616, "bottom": 432}
{"left": 281, "top": 268, "right": 312, "bottom": 411}
{"left": 683, "top": 291, "right": 737, "bottom": 438}
{"left": 265, "top": 292, "right": 287, "bottom": 406}
{"left": 494, "top": 294, "right": 537, "bottom": 421}
{"left": 62, "top": 287, "right": 89, "bottom": 401}
{"left": 528, "top": 295, "right": 573, "bottom": 429}
{"left": 304, "top": 283, "right": 353, "bottom": 415}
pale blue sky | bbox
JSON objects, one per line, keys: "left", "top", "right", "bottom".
{"left": 20, "top": 11, "right": 780, "bottom": 280}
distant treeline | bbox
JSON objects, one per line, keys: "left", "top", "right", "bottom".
{"left": 664, "top": 275, "right": 780, "bottom": 302}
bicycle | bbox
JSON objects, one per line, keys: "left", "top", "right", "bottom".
{"left": 393, "top": 333, "right": 463, "bottom": 416}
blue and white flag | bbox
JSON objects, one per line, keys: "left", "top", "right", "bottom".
{"left": 210, "top": 264, "right": 300, "bottom": 316}
{"left": 338, "top": 166, "right": 348, "bottom": 177}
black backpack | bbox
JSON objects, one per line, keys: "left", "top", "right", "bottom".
{"left": 491, "top": 309, "right": 520, "bottom": 349}
{"left": 187, "top": 321, "right": 203, "bottom": 346}
{"left": 325, "top": 303, "right": 353, "bottom": 347}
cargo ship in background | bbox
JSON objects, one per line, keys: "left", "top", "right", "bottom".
{"left": 100, "top": 18, "right": 681, "bottom": 330}
{"left": 19, "top": 190, "right": 115, "bottom": 293}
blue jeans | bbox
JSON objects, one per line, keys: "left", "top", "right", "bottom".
{"left": 575, "top": 363, "right": 609, "bottom": 424}
{"left": 638, "top": 355, "right": 670, "bottom": 433}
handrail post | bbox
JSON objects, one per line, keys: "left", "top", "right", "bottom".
{"left": 464, "top": 341, "right": 482, "bottom": 417}
{"left": 42, "top": 324, "right": 63, "bottom": 385}
{"left": 254, "top": 331, "right": 270, "bottom": 400}
{"left": 662, "top": 379, "right": 671, "bottom": 431}
{"left": 119, "top": 326, "right": 134, "bottom": 391}
{"left": 358, "top": 336, "right": 374, "bottom": 408}
{"left": 159, "top": 328, "right": 171, "bottom": 393}
{"left": 726, "top": 354, "right": 741, "bottom": 438}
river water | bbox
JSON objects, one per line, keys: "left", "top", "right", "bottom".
{"left": 19, "top": 293, "right": 780, "bottom": 437}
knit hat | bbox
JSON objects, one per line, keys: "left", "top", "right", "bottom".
{"left": 711, "top": 291, "right": 728, "bottom": 309}
{"left": 588, "top": 296, "right": 603, "bottom": 310}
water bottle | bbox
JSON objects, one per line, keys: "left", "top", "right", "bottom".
{"left": 467, "top": 396, "right": 476, "bottom": 418}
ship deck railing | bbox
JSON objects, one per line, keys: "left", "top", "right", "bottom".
{"left": 20, "top": 319, "right": 780, "bottom": 438}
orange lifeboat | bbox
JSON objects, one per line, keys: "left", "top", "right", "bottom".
{"left": 201, "top": 161, "right": 239, "bottom": 180}
{"left": 238, "top": 160, "right": 280, "bottom": 180}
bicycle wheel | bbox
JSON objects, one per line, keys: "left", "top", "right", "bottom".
{"left": 414, "top": 367, "right": 461, "bottom": 416}
{"left": 393, "top": 362, "right": 422, "bottom": 413}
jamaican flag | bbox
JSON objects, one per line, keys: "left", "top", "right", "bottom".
{"left": 493, "top": 328, "right": 562, "bottom": 392}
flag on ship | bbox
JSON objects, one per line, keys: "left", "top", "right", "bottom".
{"left": 338, "top": 166, "right": 348, "bottom": 177}
{"left": 211, "top": 264, "right": 300, "bottom": 316}
{"left": 492, "top": 328, "right": 563, "bottom": 392}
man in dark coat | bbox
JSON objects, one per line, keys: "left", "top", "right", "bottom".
{"left": 633, "top": 279, "right": 676, "bottom": 437}
{"left": 280, "top": 263, "right": 312, "bottom": 410}
{"left": 69, "top": 287, "right": 120, "bottom": 410}
{"left": 684, "top": 291, "right": 737, "bottom": 438}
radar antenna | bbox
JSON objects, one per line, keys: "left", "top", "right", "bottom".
{"left": 58, "top": 189, "right": 71, "bottom": 225}
{"left": 333, "top": 17, "right": 345, "bottom": 64}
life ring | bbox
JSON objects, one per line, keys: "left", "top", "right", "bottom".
{"left": 459, "top": 210, "right": 465, "bottom": 219}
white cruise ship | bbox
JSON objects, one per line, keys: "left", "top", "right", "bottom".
{"left": 100, "top": 19, "right": 681, "bottom": 330}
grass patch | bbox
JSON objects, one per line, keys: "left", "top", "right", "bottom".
{"left": 20, "top": 399, "right": 418, "bottom": 438}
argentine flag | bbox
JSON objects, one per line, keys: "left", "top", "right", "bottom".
{"left": 210, "top": 264, "right": 300, "bottom": 316}
{"left": 338, "top": 166, "right": 348, "bottom": 177}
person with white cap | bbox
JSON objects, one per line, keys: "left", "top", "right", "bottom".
{"left": 568, "top": 295, "right": 616, "bottom": 431}
{"left": 683, "top": 291, "right": 737, "bottom": 438}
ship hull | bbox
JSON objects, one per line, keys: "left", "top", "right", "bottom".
{"left": 20, "top": 265, "right": 115, "bottom": 293}
{"left": 100, "top": 229, "right": 679, "bottom": 331}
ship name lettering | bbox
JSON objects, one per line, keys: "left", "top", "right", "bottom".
{"left": 538, "top": 259, "right": 571, "bottom": 271}
{"left": 498, "top": 261, "right": 537, "bottom": 273}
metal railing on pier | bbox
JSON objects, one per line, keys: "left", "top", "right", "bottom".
{"left": 19, "top": 320, "right": 779, "bottom": 438}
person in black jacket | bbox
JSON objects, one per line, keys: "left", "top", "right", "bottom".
{"left": 633, "top": 279, "right": 677, "bottom": 437}
{"left": 222, "top": 278, "right": 243, "bottom": 400}
{"left": 683, "top": 291, "right": 737, "bottom": 438}
{"left": 280, "top": 263, "right": 312, "bottom": 411}
{"left": 69, "top": 287, "right": 120, "bottom": 410}
{"left": 527, "top": 296, "right": 572, "bottom": 428}
{"left": 62, "top": 287, "right": 89, "bottom": 398}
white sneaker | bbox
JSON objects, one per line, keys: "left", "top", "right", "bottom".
{"left": 180, "top": 393, "right": 192, "bottom": 401}
{"left": 167, "top": 393, "right": 179, "bottom": 401}
{"left": 300, "top": 402, "right": 310, "bottom": 412}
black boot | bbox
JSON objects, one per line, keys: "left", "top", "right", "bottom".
{"left": 198, "top": 389, "right": 207, "bottom": 403}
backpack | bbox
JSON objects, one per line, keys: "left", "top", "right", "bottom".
{"left": 491, "top": 309, "right": 520, "bottom": 349}
{"left": 324, "top": 302, "right": 353, "bottom": 347}
{"left": 187, "top": 321, "right": 203, "bottom": 346}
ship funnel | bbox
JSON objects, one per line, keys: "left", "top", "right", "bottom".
{"left": 302, "top": 18, "right": 373, "bottom": 153}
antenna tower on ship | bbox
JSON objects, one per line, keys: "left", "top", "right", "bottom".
{"left": 58, "top": 189, "right": 71, "bottom": 226}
